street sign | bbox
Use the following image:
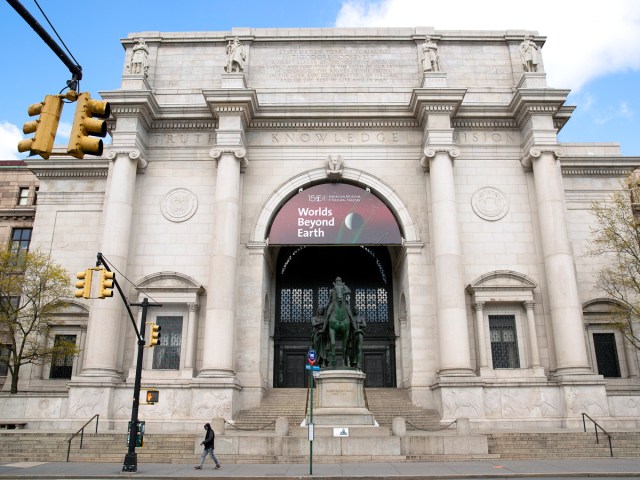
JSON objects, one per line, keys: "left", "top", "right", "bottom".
{"left": 305, "top": 364, "right": 320, "bottom": 371}
{"left": 307, "top": 349, "right": 316, "bottom": 365}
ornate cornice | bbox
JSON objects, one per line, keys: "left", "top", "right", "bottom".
{"left": 100, "top": 89, "right": 160, "bottom": 133}
{"left": 151, "top": 120, "right": 217, "bottom": 130}
{"left": 0, "top": 208, "right": 35, "bottom": 219}
{"left": 562, "top": 167, "right": 633, "bottom": 176}
{"left": 509, "top": 87, "right": 570, "bottom": 129}
{"left": 25, "top": 158, "right": 108, "bottom": 179}
{"left": 249, "top": 120, "right": 418, "bottom": 129}
{"left": 452, "top": 119, "right": 518, "bottom": 129}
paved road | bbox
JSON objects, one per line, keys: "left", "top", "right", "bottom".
{"left": 1, "top": 458, "right": 640, "bottom": 479}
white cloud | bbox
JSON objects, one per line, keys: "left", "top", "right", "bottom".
{"left": 335, "top": 0, "right": 640, "bottom": 91}
{"left": 57, "top": 122, "right": 72, "bottom": 140}
{"left": 0, "top": 122, "right": 23, "bottom": 160}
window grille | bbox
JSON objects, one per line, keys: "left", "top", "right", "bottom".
{"left": 49, "top": 335, "right": 76, "bottom": 379}
{"left": 489, "top": 315, "right": 520, "bottom": 368}
{"left": 152, "top": 316, "right": 183, "bottom": 370}
{"left": 593, "top": 332, "right": 621, "bottom": 378}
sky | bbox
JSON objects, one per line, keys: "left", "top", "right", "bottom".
{"left": 1, "top": 0, "right": 639, "bottom": 159}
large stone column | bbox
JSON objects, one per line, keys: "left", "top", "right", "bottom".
{"left": 81, "top": 148, "right": 146, "bottom": 379}
{"left": 524, "top": 146, "right": 591, "bottom": 375}
{"left": 425, "top": 145, "right": 473, "bottom": 375}
{"left": 198, "top": 146, "right": 247, "bottom": 378}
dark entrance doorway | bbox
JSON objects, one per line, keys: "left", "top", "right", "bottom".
{"left": 274, "top": 246, "right": 396, "bottom": 388}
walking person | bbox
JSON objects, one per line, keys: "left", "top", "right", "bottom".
{"left": 195, "top": 423, "right": 221, "bottom": 470}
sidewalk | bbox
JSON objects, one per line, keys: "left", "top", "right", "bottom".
{"left": 1, "top": 458, "right": 640, "bottom": 479}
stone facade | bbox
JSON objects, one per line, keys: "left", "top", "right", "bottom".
{"left": 1, "top": 27, "right": 639, "bottom": 433}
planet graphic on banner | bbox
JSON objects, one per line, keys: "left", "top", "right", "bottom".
{"left": 344, "top": 212, "right": 364, "bottom": 230}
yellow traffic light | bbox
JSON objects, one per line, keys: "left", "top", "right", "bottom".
{"left": 67, "top": 92, "right": 111, "bottom": 159}
{"left": 148, "top": 324, "right": 161, "bottom": 347}
{"left": 17, "top": 95, "right": 63, "bottom": 159}
{"left": 98, "top": 269, "right": 115, "bottom": 299}
{"left": 74, "top": 269, "right": 93, "bottom": 299}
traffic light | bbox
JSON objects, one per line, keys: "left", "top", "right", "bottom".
{"left": 148, "top": 324, "right": 161, "bottom": 347}
{"left": 145, "top": 390, "right": 159, "bottom": 404}
{"left": 67, "top": 92, "right": 111, "bottom": 159}
{"left": 74, "top": 269, "right": 93, "bottom": 299}
{"left": 98, "top": 269, "right": 114, "bottom": 299}
{"left": 17, "top": 95, "right": 63, "bottom": 159}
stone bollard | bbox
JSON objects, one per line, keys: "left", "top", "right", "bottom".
{"left": 275, "top": 416, "right": 289, "bottom": 436}
{"left": 456, "top": 417, "right": 470, "bottom": 435}
{"left": 211, "top": 417, "right": 225, "bottom": 435}
{"left": 391, "top": 417, "right": 406, "bottom": 436}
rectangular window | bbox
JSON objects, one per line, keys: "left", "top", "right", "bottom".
{"left": 593, "top": 332, "right": 621, "bottom": 378}
{"left": 18, "top": 188, "right": 29, "bottom": 206}
{"left": 152, "top": 316, "right": 183, "bottom": 370}
{"left": 33, "top": 187, "right": 39, "bottom": 205}
{"left": 0, "top": 344, "right": 11, "bottom": 376}
{"left": 489, "top": 315, "right": 520, "bottom": 368}
{"left": 49, "top": 334, "right": 77, "bottom": 379}
{"left": 10, "top": 228, "right": 32, "bottom": 259}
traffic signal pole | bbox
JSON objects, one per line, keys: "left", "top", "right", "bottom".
{"left": 6, "top": 0, "right": 82, "bottom": 88}
{"left": 94, "top": 253, "right": 161, "bottom": 473}
{"left": 123, "top": 297, "right": 152, "bottom": 472}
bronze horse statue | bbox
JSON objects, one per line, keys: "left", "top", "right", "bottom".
{"left": 325, "top": 281, "right": 351, "bottom": 367}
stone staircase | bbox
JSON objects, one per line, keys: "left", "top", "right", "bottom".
{"left": 1, "top": 387, "right": 639, "bottom": 464}
{"left": 1, "top": 429, "right": 639, "bottom": 465}
{"left": 488, "top": 431, "right": 640, "bottom": 459}
{"left": 228, "top": 387, "right": 443, "bottom": 432}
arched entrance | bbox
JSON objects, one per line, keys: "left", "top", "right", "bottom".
{"left": 273, "top": 245, "right": 396, "bottom": 387}
{"left": 266, "top": 181, "right": 404, "bottom": 388}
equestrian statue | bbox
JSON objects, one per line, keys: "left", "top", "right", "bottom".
{"left": 312, "top": 277, "right": 366, "bottom": 369}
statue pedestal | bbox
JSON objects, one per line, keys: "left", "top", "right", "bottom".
{"left": 421, "top": 72, "right": 447, "bottom": 87}
{"left": 312, "top": 369, "right": 376, "bottom": 426}
{"left": 221, "top": 72, "right": 247, "bottom": 89}
{"left": 517, "top": 72, "right": 548, "bottom": 88}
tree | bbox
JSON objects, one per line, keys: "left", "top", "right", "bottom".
{"left": 588, "top": 173, "right": 640, "bottom": 351}
{"left": 0, "top": 247, "right": 78, "bottom": 393}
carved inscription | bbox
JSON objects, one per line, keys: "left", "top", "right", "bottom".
{"left": 150, "top": 133, "right": 216, "bottom": 146}
{"left": 265, "top": 47, "right": 400, "bottom": 83}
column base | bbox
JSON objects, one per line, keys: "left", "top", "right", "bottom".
{"left": 78, "top": 368, "right": 123, "bottom": 383}
{"left": 197, "top": 368, "right": 236, "bottom": 379}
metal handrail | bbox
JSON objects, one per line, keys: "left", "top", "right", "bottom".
{"left": 582, "top": 412, "right": 613, "bottom": 457}
{"left": 66, "top": 414, "right": 99, "bottom": 462}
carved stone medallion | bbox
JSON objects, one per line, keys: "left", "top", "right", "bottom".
{"left": 161, "top": 188, "right": 198, "bottom": 223}
{"left": 471, "top": 187, "right": 508, "bottom": 221}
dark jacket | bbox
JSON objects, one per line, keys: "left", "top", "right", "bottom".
{"left": 202, "top": 424, "right": 215, "bottom": 449}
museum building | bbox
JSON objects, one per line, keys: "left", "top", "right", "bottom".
{"left": 1, "top": 26, "right": 639, "bottom": 432}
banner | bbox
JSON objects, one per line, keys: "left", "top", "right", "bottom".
{"left": 268, "top": 183, "right": 402, "bottom": 245}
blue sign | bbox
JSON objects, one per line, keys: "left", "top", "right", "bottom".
{"left": 305, "top": 365, "right": 320, "bottom": 371}
{"left": 307, "top": 349, "right": 316, "bottom": 364}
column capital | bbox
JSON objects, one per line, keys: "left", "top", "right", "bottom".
{"left": 523, "top": 300, "right": 535, "bottom": 311}
{"left": 209, "top": 146, "right": 249, "bottom": 171}
{"left": 187, "top": 303, "right": 199, "bottom": 312}
{"left": 106, "top": 148, "right": 148, "bottom": 170}
{"left": 420, "top": 145, "right": 460, "bottom": 170}
{"left": 521, "top": 145, "right": 565, "bottom": 169}
{"left": 472, "top": 301, "right": 485, "bottom": 312}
